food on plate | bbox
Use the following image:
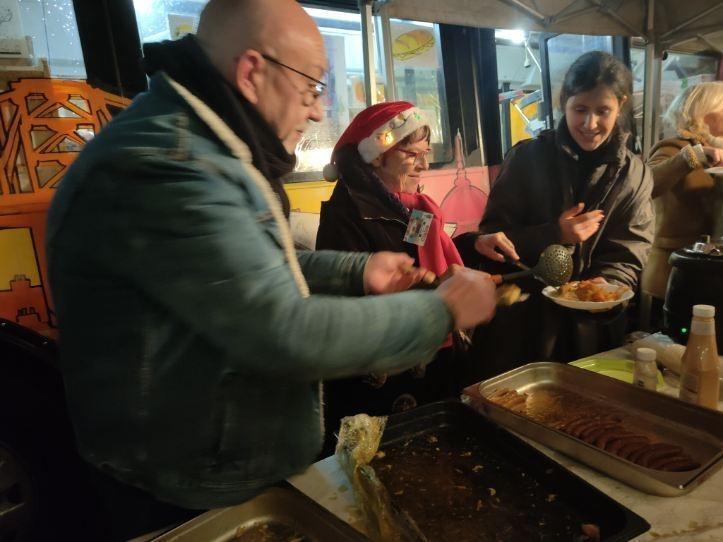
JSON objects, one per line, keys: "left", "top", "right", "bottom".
{"left": 556, "top": 280, "right": 630, "bottom": 302}
{"left": 486, "top": 387, "right": 700, "bottom": 472}
{"left": 496, "top": 283, "right": 529, "bottom": 306}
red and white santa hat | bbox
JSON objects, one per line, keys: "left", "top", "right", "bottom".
{"left": 323, "top": 101, "right": 427, "bottom": 181}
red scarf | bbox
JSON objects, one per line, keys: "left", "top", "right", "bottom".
{"left": 396, "top": 191, "right": 464, "bottom": 276}
{"left": 397, "top": 192, "right": 462, "bottom": 348}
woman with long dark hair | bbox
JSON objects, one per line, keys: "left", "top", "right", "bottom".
{"left": 473, "top": 51, "right": 654, "bottom": 372}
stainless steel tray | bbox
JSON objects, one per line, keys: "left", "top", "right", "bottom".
{"left": 152, "top": 486, "right": 367, "bottom": 541}
{"left": 461, "top": 362, "right": 723, "bottom": 497}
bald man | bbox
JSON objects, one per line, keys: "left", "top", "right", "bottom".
{"left": 47, "top": 0, "right": 495, "bottom": 538}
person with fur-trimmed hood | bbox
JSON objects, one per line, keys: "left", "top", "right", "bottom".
{"left": 642, "top": 82, "right": 723, "bottom": 307}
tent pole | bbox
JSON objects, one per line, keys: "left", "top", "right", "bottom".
{"left": 498, "top": 0, "right": 547, "bottom": 26}
{"left": 667, "top": 33, "right": 723, "bottom": 55}
{"left": 359, "top": 0, "right": 377, "bottom": 106}
{"left": 660, "top": 4, "right": 723, "bottom": 40}
{"left": 586, "top": 0, "right": 645, "bottom": 40}
{"left": 642, "top": 0, "right": 661, "bottom": 157}
{"left": 550, "top": 5, "right": 596, "bottom": 25}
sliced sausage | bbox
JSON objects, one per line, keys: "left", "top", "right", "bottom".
{"left": 606, "top": 435, "right": 647, "bottom": 455}
{"left": 618, "top": 441, "right": 651, "bottom": 461}
{"left": 500, "top": 395, "right": 527, "bottom": 410}
{"left": 580, "top": 422, "right": 620, "bottom": 443}
{"left": 561, "top": 418, "right": 591, "bottom": 435}
{"left": 647, "top": 453, "right": 691, "bottom": 470}
{"left": 595, "top": 429, "right": 631, "bottom": 449}
{"left": 628, "top": 443, "right": 655, "bottom": 463}
{"left": 658, "top": 457, "right": 701, "bottom": 472}
{"left": 569, "top": 419, "right": 607, "bottom": 438}
{"left": 553, "top": 416, "right": 585, "bottom": 431}
{"left": 637, "top": 443, "right": 683, "bottom": 467}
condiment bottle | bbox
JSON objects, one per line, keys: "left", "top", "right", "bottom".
{"left": 633, "top": 347, "right": 657, "bottom": 390}
{"left": 678, "top": 305, "right": 720, "bottom": 409}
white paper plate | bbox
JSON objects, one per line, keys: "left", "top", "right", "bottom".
{"left": 542, "top": 283, "right": 634, "bottom": 311}
{"left": 705, "top": 167, "right": 723, "bottom": 176}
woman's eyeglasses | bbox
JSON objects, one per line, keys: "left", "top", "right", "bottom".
{"left": 262, "top": 54, "right": 327, "bottom": 106}
{"left": 397, "top": 148, "right": 431, "bottom": 164}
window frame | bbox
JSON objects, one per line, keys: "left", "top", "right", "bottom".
{"left": 71, "top": 0, "right": 497, "bottom": 173}
{"left": 72, "top": 0, "right": 146, "bottom": 98}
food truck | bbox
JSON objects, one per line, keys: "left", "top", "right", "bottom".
{"left": 0, "top": 0, "right": 721, "bottom": 539}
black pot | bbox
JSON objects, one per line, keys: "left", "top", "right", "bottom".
{"left": 664, "top": 237, "right": 723, "bottom": 346}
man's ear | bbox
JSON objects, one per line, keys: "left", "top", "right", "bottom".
{"left": 370, "top": 155, "right": 382, "bottom": 168}
{"left": 235, "top": 50, "right": 264, "bottom": 104}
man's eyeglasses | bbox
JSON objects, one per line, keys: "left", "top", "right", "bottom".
{"left": 262, "top": 54, "right": 327, "bottom": 106}
{"left": 397, "top": 148, "right": 431, "bottom": 164}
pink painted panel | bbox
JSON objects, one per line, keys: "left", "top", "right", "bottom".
{"left": 414, "top": 166, "right": 498, "bottom": 237}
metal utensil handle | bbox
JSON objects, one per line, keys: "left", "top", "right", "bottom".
{"left": 497, "top": 269, "right": 533, "bottom": 283}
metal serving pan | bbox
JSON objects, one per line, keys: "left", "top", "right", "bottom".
{"left": 152, "top": 485, "right": 367, "bottom": 541}
{"left": 375, "top": 401, "right": 649, "bottom": 541}
{"left": 462, "top": 362, "right": 723, "bottom": 497}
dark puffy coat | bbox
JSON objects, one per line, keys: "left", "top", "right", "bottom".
{"left": 469, "top": 122, "right": 654, "bottom": 374}
{"left": 316, "top": 171, "right": 416, "bottom": 258}
{"left": 480, "top": 122, "right": 654, "bottom": 288}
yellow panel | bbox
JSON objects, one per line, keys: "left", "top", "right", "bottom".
{"left": 285, "top": 180, "right": 335, "bottom": 214}
{"left": 510, "top": 101, "right": 538, "bottom": 147}
{"left": 0, "top": 228, "right": 41, "bottom": 290}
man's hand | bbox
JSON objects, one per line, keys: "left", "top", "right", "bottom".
{"left": 363, "top": 252, "right": 434, "bottom": 294}
{"left": 702, "top": 146, "right": 723, "bottom": 167}
{"left": 474, "top": 232, "right": 519, "bottom": 262}
{"left": 436, "top": 268, "right": 496, "bottom": 329}
{"left": 558, "top": 203, "right": 604, "bottom": 244}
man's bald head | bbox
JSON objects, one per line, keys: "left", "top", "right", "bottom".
{"left": 196, "top": 0, "right": 327, "bottom": 153}
{"left": 197, "top": 0, "right": 324, "bottom": 83}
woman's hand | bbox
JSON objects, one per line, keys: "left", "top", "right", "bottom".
{"left": 702, "top": 146, "right": 723, "bottom": 167}
{"left": 363, "top": 252, "right": 435, "bottom": 294}
{"left": 474, "top": 232, "right": 520, "bottom": 262}
{"left": 558, "top": 203, "right": 604, "bottom": 244}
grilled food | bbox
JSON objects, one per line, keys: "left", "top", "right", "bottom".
{"left": 557, "top": 280, "right": 629, "bottom": 302}
{"left": 486, "top": 388, "right": 700, "bottom": 472}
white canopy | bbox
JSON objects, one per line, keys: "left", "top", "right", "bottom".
{"left": 373, "top": 0, "right": 723, "bottom": 54}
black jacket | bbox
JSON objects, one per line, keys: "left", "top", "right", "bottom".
{"left": 317, "top": 171, "right": 416, "bottom": 257}
{"left": 480, "top": 122, "right": 654, "bottom": 288}
{"left": 316, "top": 171, "right": 475, "bottom": 262}
{"left": 316, "top": 166, "right": 464, "bottom": 453}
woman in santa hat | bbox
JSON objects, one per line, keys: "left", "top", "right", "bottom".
{"left": 316, "top": 101, "right": 517, "bottom": 451}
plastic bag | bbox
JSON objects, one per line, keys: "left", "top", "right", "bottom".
{"left": 335, "top": 414, "right": 427, "bottom": 542}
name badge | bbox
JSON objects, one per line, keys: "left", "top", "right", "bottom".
{"left": 404, "top": 209, "right": 434, "bottom": 246}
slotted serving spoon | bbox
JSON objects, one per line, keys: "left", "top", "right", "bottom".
{"left": 491, "top": 244, "right": 573, "bottom": 287}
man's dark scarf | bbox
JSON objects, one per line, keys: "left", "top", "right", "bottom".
{"left": 143, "top": 35, "right": 295, "bottom": 217}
